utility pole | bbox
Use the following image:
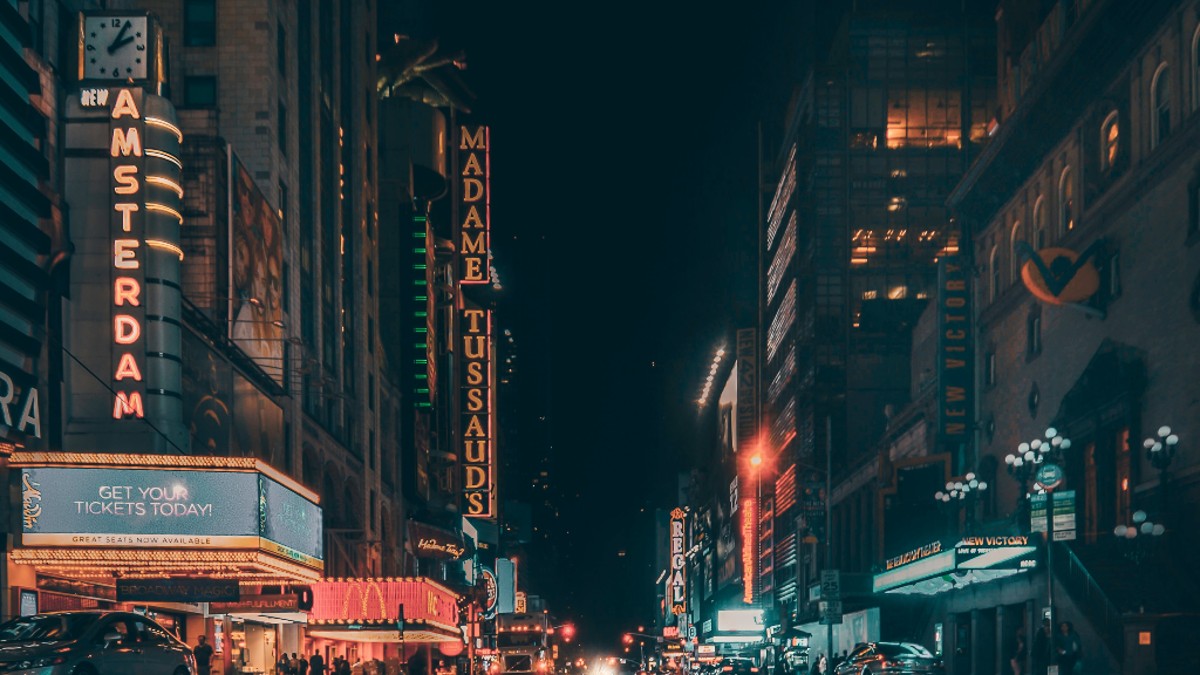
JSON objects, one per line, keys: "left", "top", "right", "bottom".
{"left": 825, "top": 416, "right": 833, "bottom": 663}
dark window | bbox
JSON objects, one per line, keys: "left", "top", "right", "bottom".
{"left": 183, "top": 76, "right": 217, "bottom": 107}
{"left": 1026, "top": 310, "right": 1042, "bottom": 358}
{"left": 985, "top": 351, "right": 996, "bottom": 387}
{"left": 1189, "top": 168, "right": 1200, "bottom": 243}
{"left": 277, "top": 22, "right": 287, "bottom": 77}
{"left": 367, "top": 316, "right": 374, "bottom": 353}
{"left": 184, "top": 0, "right": 217, "bottom": 46}
{"left": 1152, "top": 65, "right": 1171, "bottom": 147}
{"left": 278, "top": 100, "right": 288, "bottom": 156}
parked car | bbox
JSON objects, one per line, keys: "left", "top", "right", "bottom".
{"left": 832, "top": 642, "right": 942, "bottom": 675}
{"left": 0, "top": 610, "right": 195, "bottom": 675}
{"left": 716, "top": 658, "right": 759, "bottom": 675}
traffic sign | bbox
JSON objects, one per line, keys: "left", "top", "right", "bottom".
{"left": 819, "top": 600, "right": 842, "bottom": 625}
{"left": 820, "top": 570, "right": 841, "bottom": 601}
{"left": 1035, "top": 463, "right": 1064, "bottom": 491}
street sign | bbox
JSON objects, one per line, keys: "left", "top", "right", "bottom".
{"left": 1035, "top": 463, "right": 1064, "bottom": 491}
{"left": 1031, "top": 490, "right": 1076, "bottom": 539}
{"left": 820, "top": 570, "right": 841, "bottom": 600}
{"left": 819, "top": 600, "right": 842, "bottom": 625}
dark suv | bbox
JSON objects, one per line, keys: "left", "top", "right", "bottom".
{"left": 833, "top": 642, "right": 943, "bottom": 675}
{"left": 0, "top": 610, "right": 195, "bottom": 675}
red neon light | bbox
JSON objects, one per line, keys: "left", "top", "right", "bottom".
{"left": 307, "top": 579, "right": 459, "bottom": 627}
{"left": 741, "top": 497, "right": 756, "bottom": 604}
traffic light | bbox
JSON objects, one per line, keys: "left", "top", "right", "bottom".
{"left": 562, "top": 624, "right": 576, "bottom": 641}
{"left": 623, "top": 634, "right": 634, "bottom": 645}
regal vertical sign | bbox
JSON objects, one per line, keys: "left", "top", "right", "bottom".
{"left": 668, "top": 507, "right": 687, "bottom": 615}
{"left": 110, "top": 89, "right": 147, "bottom": 420}
{"left": 461, "top": 306, "right": 495, "bottom": 518}
{"left": 458, "top": 125, "right": 490, "bottom": 285}
{"left": 937, "top": 257, "right": 972, "bottom": 442}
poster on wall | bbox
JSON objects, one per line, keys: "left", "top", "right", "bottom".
{"left": 228, "top": 149, "right": 284, "bottom": 385}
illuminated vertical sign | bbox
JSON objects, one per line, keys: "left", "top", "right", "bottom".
{"left": 937, "top": 257, "right": 972, "bottom": 442}
{"left": 458, "top": 125, "right": 490, "bottom": 285}
{"left": 735, "top": 328, "right": 757, "bottom": 453}
{"left": 109, "top": 89, "right": 147, "bottom": 420}
{"left": 461, "top": 306, "right": 495, "bottom": 518}
{"left": 668, "top": 507, "right": 687, "bottom": 615}
{"left": 741, "top": 497, "right": 756, "bottom": 604}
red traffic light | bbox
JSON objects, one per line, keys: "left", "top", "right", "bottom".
{"left": 623, "top": 634, "right": 634, "bottom": 645}
{"left": 562, "top": 624, "right": 576, "bottom": 639}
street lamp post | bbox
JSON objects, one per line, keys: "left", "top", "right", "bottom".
{"left": 1113, "top": 510, "right": 1166, "bottom": 612}
{"left": 1142, "top": 426, "right": 1180, "bottom": 517}
{"left": 1004, "top": 427, "right": 1072, "bottom": 628}
{"left": 933, "top": 472, "right": 989, "bottom": 533}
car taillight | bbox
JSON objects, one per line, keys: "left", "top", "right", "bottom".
{"left": 722, "top": 667, "right": 732, "bottom": 671}
{"left": 750, "top": 668, "right": 759, "bottom": 673}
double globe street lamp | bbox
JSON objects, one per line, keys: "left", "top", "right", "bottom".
{"left": 934, "top": 473, "right": 989, "bottom": 532}
{"left": 1114, "top": 510, "right": 1166, "bottom": 612}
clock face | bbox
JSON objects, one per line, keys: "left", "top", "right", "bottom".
{"left": 83, "top": 15, "right": 150, "bottom": 81}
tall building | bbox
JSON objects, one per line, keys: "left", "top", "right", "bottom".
{"left": 928, "top": 0, "right": 1200, "bottom": 672}
{"left": 760, "top": 1, "right": 996, "bottom": 626}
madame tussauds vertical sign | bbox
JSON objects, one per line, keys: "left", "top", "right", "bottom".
{"left": 461, "top": 307, "right": 495, "bottom": 518}
{"left": 458, "top": 125, "right": 490, "bottom": 285}
{"left": 109, "top": 89, "right": 147, "bottom": 419}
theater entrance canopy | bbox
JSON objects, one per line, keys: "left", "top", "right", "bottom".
{"left": 872, "top": 535, "right": 1039, "bottom": 596}
{"left": 306, "top": 578, "right": 462, "bottom": 643}
{"left": 13, "top": 453, "right": 324, "bottom": 583}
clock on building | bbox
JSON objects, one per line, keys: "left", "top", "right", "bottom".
{"left": 81, "top": 14, "right": 151, "bottom": 82}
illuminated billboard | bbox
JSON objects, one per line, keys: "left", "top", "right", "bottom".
{"left": 716, "top": 609, "right": 764, "bottom": 632}
{"left": 461, "top": 306, "right": 496, "bottom": 518}
{"left": 18, "top": 458, "right": 321, "bottom": 570}
{"left": 458, "top": 125, "right": 490, "bottom": 285}
{"left": 229, "top": 150, "right": 284, "bottom": 384}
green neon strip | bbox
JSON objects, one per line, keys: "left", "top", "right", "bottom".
{"left": 413, "top": 359, "right": 428, "bottom": 365}
{"left": 412, "top": 264, "right": 427, "bottom": 270}
{"left": 412, "top": 248, "right": 427, "bottom": 254}
{"left": 414, "top": 311, "right": 427, "bottom": 318}
{"left": 413, "top": 279, "right": 427, "bottom": 286}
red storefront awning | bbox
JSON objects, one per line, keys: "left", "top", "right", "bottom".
{"left": 306, "top": 577, "right": 462, "bottom": 643}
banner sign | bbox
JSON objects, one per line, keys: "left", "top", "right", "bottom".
{"left": 457, "top": 125, "right": 490, "bottom": 285}
{"left": 735, "top": 328, "right": 758, "bottom": 453}
{"left": 955, "top": 535, "right": 1038, "bottom": 569}
{"left": 20, "top": 465, "right": 322, "bottom": 568}
{"left": 668, "top": 507, "right": 687, "bottom": 615}
{"left": 460, "top": 306, "right": 495, "bottom": 518}
{"left": 936, "top": 257, "right": 972, "bottom": 442}
{"left": 117, "top": 578, "right": 239, "bottom": 603}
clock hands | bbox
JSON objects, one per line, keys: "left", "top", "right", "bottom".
{"left": 107, "top": 21, "right": 133, "bottom": 54}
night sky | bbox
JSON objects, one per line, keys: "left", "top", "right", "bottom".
{"left": 384, "top": 0, "right": 803, "bottom": 650}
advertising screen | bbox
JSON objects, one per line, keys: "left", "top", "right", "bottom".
{"left": 228, "top": 150, "right": 284, "bottom": 384}
{"left": 260, "top": 475, "right": 323, "bottom": 563}
{"left": 21, "top": 467, "right": 259, "bottom": 547}
{"left": 717, "top": 609, "right": 764, "bottom": 632}
{"left": 21, "top": 466, "right": 322, "bottom": 566}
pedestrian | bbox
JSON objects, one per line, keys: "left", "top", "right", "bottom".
{"left": 1055, "top": 621, "right": 1082, "bottom": 674}
{"left": 338, "top": 656, "right": 353, "bottom": 675}
{"left": 1032, "top": 618, "right": 1052, "bottom": 675}
{"left": 310, "top": 652, "right": 327, "bottom": 675}
{"left": 278, "top": 652, "right": 294, "bottom": 675}
{"left": 1009, "top": 625, "right": 1027, "bottom": 675}
{"left": 807, "top": 654, "right": 826, "bottom": 675}
{"left": 292, "top": 653, "right": 304, "bottom": 674}
{"left": 193, "top": 635, "right": 214, "bottom": 675}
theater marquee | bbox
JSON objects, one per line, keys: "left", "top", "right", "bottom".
{"left": 461, "top": 307, "right": 495, "bottom": 518}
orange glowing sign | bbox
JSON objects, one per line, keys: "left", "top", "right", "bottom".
{"left": 461, "top": 307, "right": 495, "bottom": 518}
{"left": 1017, "top": 243, "right": 1102, "bottom": 305}
{"left": 110, "top": 88, "right": 146, "bottom": 419}
{"left": 741, "top": 497, "right": 756, "bottom": 604}
{"left": 458, "top": 125, "right": 490, "bottom": 284}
